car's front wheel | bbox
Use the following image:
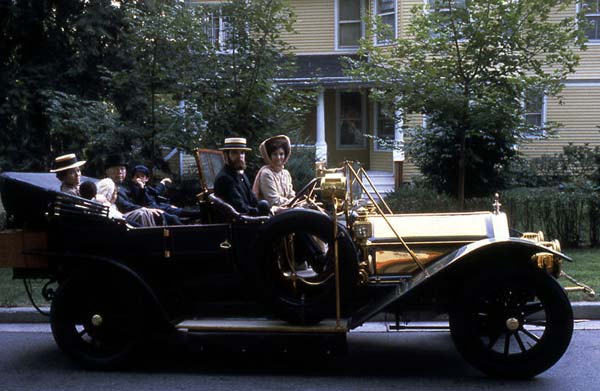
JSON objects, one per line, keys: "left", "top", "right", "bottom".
{"left": 449, "top": 265, "right": 573, "bottom": 378}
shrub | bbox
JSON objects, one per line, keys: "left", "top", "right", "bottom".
{"left": 286, "top": 144, "right": 316, "bottom": 191}
{"left": 505, "top": 143, "right": 600, "bottom": 188}
{"left": 385, "top": 183, "right": 600, "bottom": 248}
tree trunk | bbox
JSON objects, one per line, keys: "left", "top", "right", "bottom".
{"left": 457, "top": 129, "right": 466, "bottom": 210}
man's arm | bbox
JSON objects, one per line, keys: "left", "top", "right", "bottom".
{"left": 115, "top": 184, "right": 143, "bottom": 212}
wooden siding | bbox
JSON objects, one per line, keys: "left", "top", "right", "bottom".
{"left": 520, "top": 85, "right": 600, "bottom": 158}
{"left": 573, "top": 46, "right": 600, "bottom": 79}
{"left": 285, "top": 0, "right": 335, "bottom": 53}
{"left": 370, "top": 150, "right": 393, "bottom": 171}
{"left": 286, "top": 0, "right": 414, "bottom": 54}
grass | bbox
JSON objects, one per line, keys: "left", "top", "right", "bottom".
{"left": 561, "top": 248, "right": 600, "bottom": 302}
{"left": 0, "top": 269, "right": 48, "bottom": 307}
{"left": 0, "top": 248, "right": 598, "bottom": 308}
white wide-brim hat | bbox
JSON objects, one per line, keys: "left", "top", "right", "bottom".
{"left": 50, "top": 153, "right": 86, "bottom": 173}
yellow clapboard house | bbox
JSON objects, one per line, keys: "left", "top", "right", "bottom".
{"left": 188, "top": 0, "right": 600, "bottom": 189}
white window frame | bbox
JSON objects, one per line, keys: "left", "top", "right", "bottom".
{"left": 335, "top": 0, "right": 366, "bottom": 51}
{"left": 578, "top": 1, "right": 600, "bottom": 43}
{"left": 523, "top": 89, "right": 548, "bottom": 139}
{"left": 374, "top": 0, "right": 397, "bottom": 45}
{"left": 373, "top": 101, "right": 396, "bottom": 151}
{"left": 425, "top": 0, "right": 466, "bottom": 13}
{"left": 336, "top": 90, "right": 367, "bottom": 149}
{"left": 193, "top": 2, "right": 234, "bottom": 53}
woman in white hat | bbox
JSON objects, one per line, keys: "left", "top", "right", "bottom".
{"left": 252, "top": 135, "right": 295, "bottom": 208}
{"left": 50, "top": 153, "right": 86, "bottom": 196}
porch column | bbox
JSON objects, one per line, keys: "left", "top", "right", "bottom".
{"left": 315, "top": 89, "right": 327, "bottom": 164}
{"left": 393, "top": 108, "right": 405, "bottom": 189}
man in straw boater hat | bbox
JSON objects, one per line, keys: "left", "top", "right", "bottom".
{"left": 50, "top": 153, "right": 86, "bottom": 196}
{"left": 214, "top": 137, "right": 270, "bottom": 216}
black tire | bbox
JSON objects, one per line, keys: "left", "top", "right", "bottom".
{"left": 50, "top": 273, "right": 145, "bottom": 369}
{"left": 449, "top": 266, "right": 573, "bottom": 379}
{"left": 257, "top": 211, "right": 359, "bottom": 325}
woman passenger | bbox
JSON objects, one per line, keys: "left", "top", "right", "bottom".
{"left": 50, "top": 153, "right": 86, "bottom": 196}
{"left": 96, "top": 178, "right": 156, "bottom": 227}
{"left": 252, "top": 135, "right": 295, "bottom": 208}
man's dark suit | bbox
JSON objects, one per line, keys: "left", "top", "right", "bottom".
{"left": 116, "top": 181, "right": 182, "bottom": 225}
{"left": 214, "top": 164, "right": 261, "bottom": 215}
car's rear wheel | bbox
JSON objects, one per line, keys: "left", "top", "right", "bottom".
{"left": 449, "top": 266, "right": 573, "bottom": 378}
{"left": 50, "top": 273, "right": 144, "bottom": 369}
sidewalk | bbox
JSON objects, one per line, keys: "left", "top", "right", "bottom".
{"left": 2, "top": 302, "right": 600, "bottom": 323}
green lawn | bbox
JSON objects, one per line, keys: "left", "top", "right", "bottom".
{"left": 0, "top": 248, "right": 598, "bottom": 308}
{"left": 561, "top": 248, "right": 600, "bottom": 302}
{"left": 0, "top": 269, "right": 47, "bottom": 307}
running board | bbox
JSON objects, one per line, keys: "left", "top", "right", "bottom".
{"left": 176, "top": 318, "right": 348, "bottom": 333}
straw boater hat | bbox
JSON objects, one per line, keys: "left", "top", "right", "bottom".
{"left": 50, "top": 153, "right": 86, "bottom": 173}
{"left": 219, "top": 137, "right": 252, "bottom": 151}
{"left": 259, "top": 135, "right": 291, "bottom": 165}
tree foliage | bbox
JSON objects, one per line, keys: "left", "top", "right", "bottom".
{"left": 348, "top": 0, "right": 587, "bottom": 201}
{"left": 0, "top": 0, "right": 126, "bottom": 172}
{"left": 0, "top": 0, "right": 314, "bottom": 177}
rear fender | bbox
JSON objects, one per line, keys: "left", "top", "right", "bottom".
{"left": 51, "top": 253, "right": 174, "bottom": 332}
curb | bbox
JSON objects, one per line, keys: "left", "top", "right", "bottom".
{"left": 1, "top": 302, "right": 600, "bottom": 324}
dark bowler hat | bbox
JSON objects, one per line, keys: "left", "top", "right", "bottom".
{"left": 50, "top": 153, "right": 86, "bottom": 173}
{"left": 104, "top": 154, "right": 128, "bottom": 169}
{"left": 132, "top": 165, "right": 150, "bottom": 177}
{"left": 219, "top": 137, "right": 252, "bottom": 151}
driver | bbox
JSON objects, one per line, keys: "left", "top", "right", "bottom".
{"left": 213, "top": 137, "right": 269, "bottom": 216}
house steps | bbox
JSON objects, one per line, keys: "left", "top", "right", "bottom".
{"left": 360, "top": 171, "right": 395, "bottom": 200}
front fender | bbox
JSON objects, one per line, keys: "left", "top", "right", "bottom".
{"left": 429, "top": 237, "right": 571, "bottom": 275}
{"left": 403, "top": 238, "right": 571, "bottom": 305}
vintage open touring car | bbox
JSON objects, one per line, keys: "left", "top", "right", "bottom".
{"left": 0, "top": 155, "right": 591, "bottom": 378}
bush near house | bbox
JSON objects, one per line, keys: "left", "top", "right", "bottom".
{"left": 385, "top": 184, "right": 600, "bottom": 248}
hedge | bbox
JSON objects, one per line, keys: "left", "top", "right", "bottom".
{"left": 384, "top": 185, "right": 600, "bottom": 248}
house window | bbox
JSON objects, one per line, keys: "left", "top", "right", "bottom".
{"left": 206, "top": 8, "right": 232, "bottom": 51}
{"left": 374, "top": 102, "right": 395, "bottom": 151}
{"left": 524, "top": 88, "right": 545, "bottom": 128}
{"left": 192, "top": 2, "right": 233, "bottom": 52}
{"left": 337, "top": 0, "right": 365, "bottom": 49}
{"left": 338, "top": 91, "right": 366, "bottom": 149}
{"left": 582, "top": 1, "right": 600, "bottom": 40}
{"left": 375, "top": 0, "right": 396, "bottom": 44}
{"left": 427, "top": 0, "right": 466, "bottom": 12}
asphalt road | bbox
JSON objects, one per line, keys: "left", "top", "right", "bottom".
{"left": 1, "top": 324, "right": 599, "bottom": 391}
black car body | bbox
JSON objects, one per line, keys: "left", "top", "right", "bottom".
{"left": 0, "top": 165, "right": 583, "bottom": 378}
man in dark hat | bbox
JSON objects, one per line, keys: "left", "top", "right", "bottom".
{"left": 104, "top": 154, "right": 182, "bottom": 225}
{"left": 50, "top": 153, "right": 86, "bottom": 196}
{"left": 214, "top": 137, "right": 269, "bottom": 216}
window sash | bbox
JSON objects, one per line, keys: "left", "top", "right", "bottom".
{"left": 375, "top": 0, "right": 396, "bottom": 44}
{"left": 337, "top": 0, "right": 364, "bottom": 48}
{"left": 374, "top": 103, "right": 395, "bottom": 151}
{"left": 582, "top": 1, "right": 600, "bottom": 40}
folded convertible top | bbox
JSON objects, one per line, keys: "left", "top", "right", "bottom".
{"left": 0, "top": 172, "right": 103, "bottom": 228}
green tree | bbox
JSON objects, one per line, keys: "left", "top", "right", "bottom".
{"left": 187, "top": 0, "right": 316, "bottom": 173}
{"left": 348, "top": 0, "right": 587, "bottom": 204}
{"left": 0, "top": 0, "right": 126, "bottom": 172}
{"left": 111, "top": 0, "right": 213, "bottom": 166}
